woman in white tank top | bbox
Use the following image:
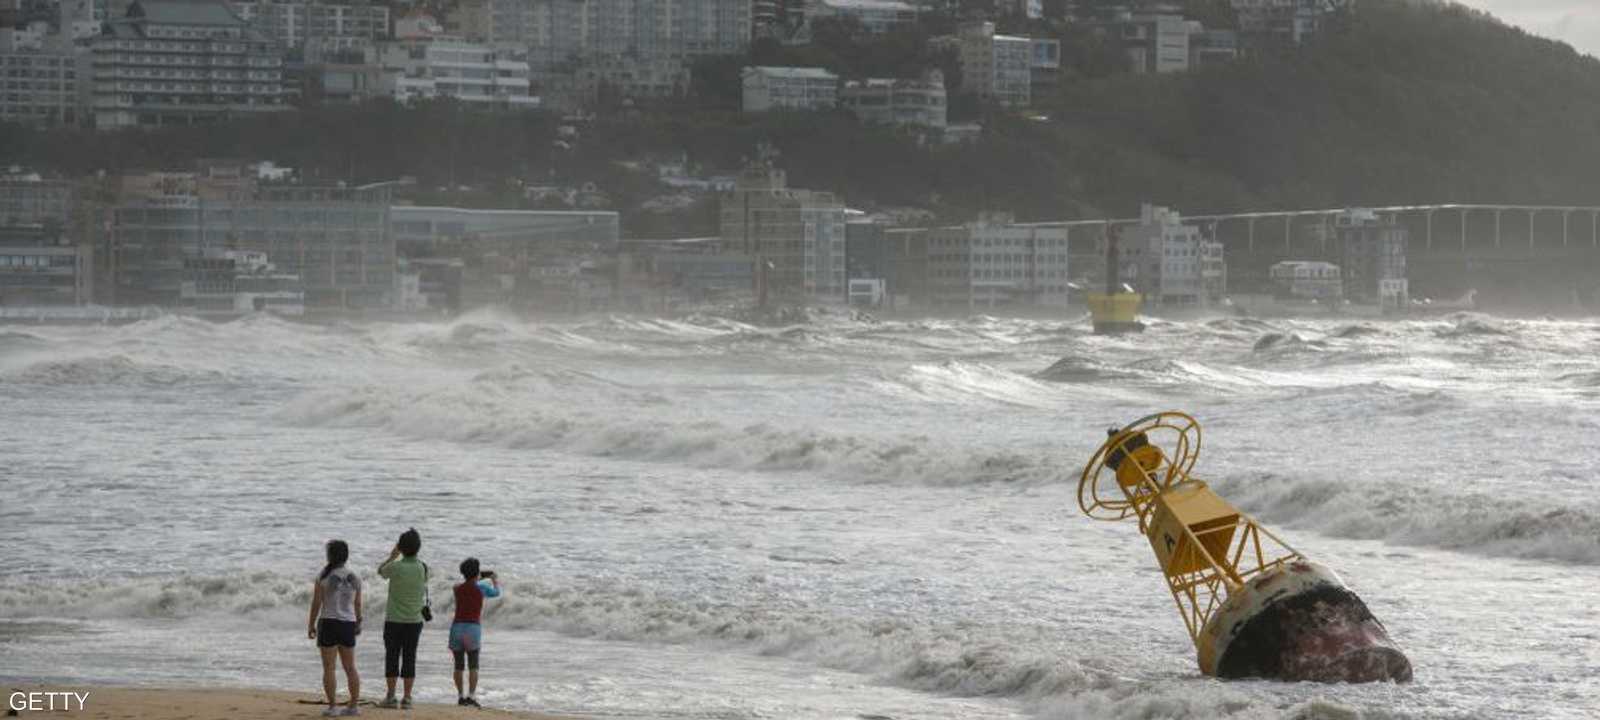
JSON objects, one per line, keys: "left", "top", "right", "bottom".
{"left": 308, "top": 540, "right": 363, "bottom": 717}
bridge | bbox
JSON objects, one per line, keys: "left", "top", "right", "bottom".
{"left": 1019, "top": 203, "right": 1600, "bottom": 305}
{"left": 1022, "top": 203, "right": 1600, "bottom": 252}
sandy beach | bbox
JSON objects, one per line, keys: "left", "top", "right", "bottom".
{"left": 5, "top": 687, "right": 572, "bottom": 720}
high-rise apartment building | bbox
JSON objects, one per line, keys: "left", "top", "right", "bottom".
{"left": 446, "top": 0, "right": 750, "bottom": 107}
{"left": 90, "top": 0, "right": 287, "bottom": 129}
{"left": 0, "top": 48, "right": 88, "bottom": 127}
{"left": 229, "top": 1, "right": 390, "bottom": 53}
{"left": 955, "top": 21, "right": 1030, "bottom": 107}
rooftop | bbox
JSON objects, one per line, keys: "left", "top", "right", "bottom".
{"left": 126, "top": 0, "right": 250, "bottom": 27}
{"left": 816, "top": 0, "right": 918, "bottom": 10}
{"left": 745, "top": 66, "right": 838, "bottom": 79}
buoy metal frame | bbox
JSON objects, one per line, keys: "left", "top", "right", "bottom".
{"left": 1078, "top": 411, "right": 1303, "bottom": 673}
{"left": 1078, "top": 411, "right": 1412, "bottom": 683}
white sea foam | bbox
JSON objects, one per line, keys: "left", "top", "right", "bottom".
{"left": 1213, "top": 473, "right": 1600, "bottom": 565}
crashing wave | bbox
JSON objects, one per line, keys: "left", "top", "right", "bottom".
{"left": 1212, "top": 473, "right": 1600, "bottom": 565}
{"left": 4, "top": 354, "right": 227, "bottom": 386}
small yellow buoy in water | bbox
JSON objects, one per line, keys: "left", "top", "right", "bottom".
{"left": 1087, "top": 225, "right": 1144, "bottom": 335}
{"left": 1078, "top": 412, "right": 1412, "bottom": 682}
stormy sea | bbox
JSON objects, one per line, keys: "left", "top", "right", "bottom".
{"left": 2, "top": 310, "right": 1597, "bottom": 719}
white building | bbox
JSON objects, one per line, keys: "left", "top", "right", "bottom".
{"left": 1269, "top": 260, "right": 1342, "bottom": 301}
{"left": 1231, "top": 0, "right": 1343, "bottom": 46}
{"left": 956, "top": 22, "right": 1031, "bottom": 108}
{"left": 526, "top": 0, "right": 752, "bottom": 69}
{"left": 1121, "top": 13, "right": 1191, "bottom": 74}
{"left": 1121, "top": 204, "right": 1226, "bottom": 307}
{"left": 456, "top": 0, "right": 751, "bottom": 108}
{"left": 839, "top": 69, "right": 945, "bottom": 128}
{"left": 179, "top": 249, "right": 306, "bottom": 317}
{"left": 229, "top": 1, "right": 390, "bottom": 53}
{"left": 378, "top": 38, "right": 537, "bottom": 108}
{"left": 804, "top": 0, "right": 919, "bottom": 35}
{"left": 59, "top": 0, "right": 108, "bottom": 40}
{"left": 924, "top": 216, "right": 1072, "bottom": 309}
{"left": 741, "top": 65, "right": 837, "bottom": 112}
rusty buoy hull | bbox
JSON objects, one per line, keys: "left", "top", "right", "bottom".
{"left": 1200, "top": 561, "right": 1412, "bottom": 683}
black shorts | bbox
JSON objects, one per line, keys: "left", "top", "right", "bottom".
{"left": 317, "top": 618, "right": 358, "bottom": 648}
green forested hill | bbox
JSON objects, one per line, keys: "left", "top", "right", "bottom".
{"left": 6, "top": 0, "right": 1600, "bottom": 234}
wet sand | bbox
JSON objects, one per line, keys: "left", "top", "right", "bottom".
{"left": 4, "top": 686, "right": 573, "bottom": 720}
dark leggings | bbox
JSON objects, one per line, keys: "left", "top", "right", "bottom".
{"left": 383, "top": 621, "right": 423, "bottom": 678}
{"left": 452, "top": 649, "right": 480, "bottom": 671}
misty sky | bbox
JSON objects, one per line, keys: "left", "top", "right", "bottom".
{"left": 1460, "top": 1, "right": 1600, "bottom": 58}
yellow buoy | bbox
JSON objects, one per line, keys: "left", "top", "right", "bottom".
{"left": 1088, "top": 226, "right": 1144, "bottom": 334}
{"left": 1078, "top": 412, "right": 1412, "bottom": 682}
{"left": 1086, "top": 292, "right": 1144, "bottom": 334}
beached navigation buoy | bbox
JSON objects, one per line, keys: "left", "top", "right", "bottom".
{"left": 1078, "top": 412, "right": 1413, "bottom": 683}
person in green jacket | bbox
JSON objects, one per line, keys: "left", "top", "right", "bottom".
{"left": 376, "top": 528, "right": 428, "bottom": 709}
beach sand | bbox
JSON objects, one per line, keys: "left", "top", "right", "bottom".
{"left": 5, "top": 686, "right": 572, "bottom": 720}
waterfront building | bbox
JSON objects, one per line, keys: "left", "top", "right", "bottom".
{"left": 1120, "top": 204, "right": 1226, "bottom": 307}
{"left": 110, "top": 181, "right": 392, "bottom": 309}
{"left": 1269, "top": 260, "right": 1342, "bottom": 302}
{"left": 90, "top": 0, "right": 288, "bottom": 129}
{"left": 924, "top": 214, "right": 1071, "bottom": 309}
{"left": 178, "top": 248, "right": 305, "bottom": 316}
{"left": 0, "top": 244, "right": 94, "bottom": 305}
{"left": 389, "top": 207, "right": 619, "bottom": 253}
{"left": 1337, "top": 208, "right": 1409, "bottom": 311}
{"left": 719, "top": 158, "right": 846, "bottom": 300}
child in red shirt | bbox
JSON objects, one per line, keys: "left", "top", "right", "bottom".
{"left": 448, "top": 557, "right": 502, "bottom": 707}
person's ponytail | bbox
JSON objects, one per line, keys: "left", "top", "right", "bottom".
{"left": 321, "top": 539, "right": 349, "bottom": 581}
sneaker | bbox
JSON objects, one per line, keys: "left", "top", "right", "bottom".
{"left": 322, "top": 707, "right": 341, "bottom": 717}
{"left": 457, "top": 698, "right": 469, "bottom": 707}
{"left": 462, "top": 697, "right": 480, "bottom": 708}
{"left": 399, "top": 698, "right": 412, "bottom": 710}
{"left": 376, "top": 697, "right": 398, "bottom": 709}
{"left": 341, "top": 706, "right": 360, "bottom": 717}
